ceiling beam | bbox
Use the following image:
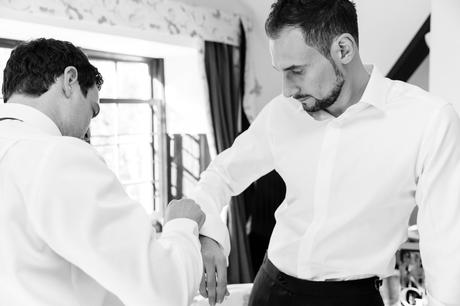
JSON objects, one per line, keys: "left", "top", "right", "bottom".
{"left": 386, "top": 15, "right": 430, "bottom": 81}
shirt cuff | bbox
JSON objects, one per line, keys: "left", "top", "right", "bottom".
{"left": 199, "top": 215, "right": 230, "bottom": 259}
{"left": 162, "top": 218, "right": 199, "bottom": 238}
{"left": 188, "top": 190, "right": 231, "bottom": 258}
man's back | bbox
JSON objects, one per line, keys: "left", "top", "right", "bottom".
{"left": 0, "top": 105, "right": 126, "bottom": 305}
{"left": 0, "top": 103, "right": 202, "bottom": 306}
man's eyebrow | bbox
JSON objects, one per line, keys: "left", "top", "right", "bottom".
{"left": 272, "top": 64, "right": 305, "bottom": 72}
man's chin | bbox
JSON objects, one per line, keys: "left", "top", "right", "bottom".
{"left": 301, "top": 102, "right": 321, "bottom": 113}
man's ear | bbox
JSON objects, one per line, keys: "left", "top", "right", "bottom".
{"left": 62, "top": 66, "right": 78, "bottom": 98}
{"left": 330, "top": 33, "right": 356, "bottom": 65}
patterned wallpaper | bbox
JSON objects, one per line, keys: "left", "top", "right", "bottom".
{"left": 0, "top": 0, "right": 246, "bottom": 46}
{"left": 0, "top": 0, "right": 262, "bottom": 119}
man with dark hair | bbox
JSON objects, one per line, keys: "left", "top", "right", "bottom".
{"left": 0, "top": 38, "right": 206, "bottom": 306}
{"left": 2, "top": 38, "right": 104, "bottom": 103}
{"left": 190, "top": 1, "right": 460, "bottom": 305}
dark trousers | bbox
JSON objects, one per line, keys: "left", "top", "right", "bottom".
{"left": 249, "top": 256, "right": 384, "bottom": 306}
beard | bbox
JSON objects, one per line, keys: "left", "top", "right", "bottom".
{"left": 294, "top": 63, "right": 345, "bottom": 113}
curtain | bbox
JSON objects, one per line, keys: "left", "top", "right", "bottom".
{"left": 204, "top": 22, "right": 253, "bottom": 284}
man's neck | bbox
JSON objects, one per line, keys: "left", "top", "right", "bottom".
{"left": 325, "top": 64, "right": 371, "bottom": 118}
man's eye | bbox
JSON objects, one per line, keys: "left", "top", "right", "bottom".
{"left": 291, "top": 69, "right": 303, "bottom": 75}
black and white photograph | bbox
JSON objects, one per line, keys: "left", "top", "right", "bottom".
{"left": 0, "top": 0, "right": 458, "bottom": 305}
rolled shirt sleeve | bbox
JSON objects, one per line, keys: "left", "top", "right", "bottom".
{"left": 25, "top": 137, "right": 202, "bottom": 306}
{"left": 415, "top": 103, "right": 460, "bottom": 306}
{"left": 190, "top": 103, "right": 276, "bottom": 257}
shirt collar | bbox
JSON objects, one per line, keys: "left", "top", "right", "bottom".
{"left": 0, "top": 103, "right": 62, "bottom": 136}
{"left": 359, "top": 65, "right": 389, "bottom": 111}
{"left": 294, "top": 65, "right": 389, "bottom": 121}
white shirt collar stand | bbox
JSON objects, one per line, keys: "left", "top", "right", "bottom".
{"left": 0, "top": 103, "right": 62, "bottom": 136}
{"left": 299, "top": 65, "right": 389, "bottom": 121}
{"left": 359, "top": 65, "right": 389, "bottom": 111}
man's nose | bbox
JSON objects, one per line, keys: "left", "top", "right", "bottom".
{"left": 282, "top": 76, "right": 299, "bottom": 98}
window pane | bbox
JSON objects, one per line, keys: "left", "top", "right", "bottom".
{"left": 118, "top": 103, "right": 152, "bottom": 135}
{"left": 182, "top": 171, "right": 198, "bottom": 197}
{"left": 91, "top": 103, "right": 117, "bottom": 136}
{"left": 0, "top": 47, "right": 12, "bottom": 99}
{"left": 90, "top": 60, "right": 117, "bottom": 99}
{"left": 183, "top": 152, "right": 200, "bottom": 178}
{"left": 124, "top": 183, "right": 154, "bottom": 213}
{"left": 116, "top": 62, "right": 151, "bottom": 99}
{"left": 118, "top": 143, "right": 153, "bottom": 182}
{"left": 118, "top": 134, "right": 152, "bottom": 145}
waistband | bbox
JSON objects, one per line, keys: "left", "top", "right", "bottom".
{"left": 262, "top": 256, "right": 382, "bottom": 296}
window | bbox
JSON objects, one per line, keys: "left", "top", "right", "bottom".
{"left": 168, "top": 134, "right": 210, "bottom": 200}
{"left": 88, "top": 54, "right": 164, "bottom": 215}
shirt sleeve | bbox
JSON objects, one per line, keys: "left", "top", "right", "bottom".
{"left": 415, "top": 103, "right": 460, "bottom": 306}
{"left": 189, "top": 102, "right": 276, "bottom": 257}
{"left": 25, "top": 137, "right": 202, "bottom": 306}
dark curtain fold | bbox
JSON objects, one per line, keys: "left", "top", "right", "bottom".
{"left": 205, "top": 44, "right": 240, "bottom": 151}
{"left": 247, "top": 170, "right": 286, "bottom": 273}
{"left": 204, "top": 22, "right": 253, "bottom": 284}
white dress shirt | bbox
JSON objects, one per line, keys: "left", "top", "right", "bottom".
{"left": 191, "top": 66, "right": 460, "bottom": 306}
{"left": 0, "top": 103, "right": 202, "bottom": 306}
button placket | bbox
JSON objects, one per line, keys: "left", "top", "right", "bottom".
{"left": 297, "top": 121, "right": 341, "bottom": 277}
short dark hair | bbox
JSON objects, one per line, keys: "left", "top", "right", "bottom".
{"left": 265, "top": 0, "right": 359, "bottom": 59}
{"left": 2, "top": 38, "right": 103, "bottom": 102}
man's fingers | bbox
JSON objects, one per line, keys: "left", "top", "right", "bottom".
{"left": 199, "top": 236, "right": 228, "bottom": 305}
{"left": 205, "top": 263, "right": 217, "bottom": 306}
{"left": 215, "top": 258, "right": 228, "bottom": 303}
{"left": 199, "top": 271, "right": 208, "bottom": 298}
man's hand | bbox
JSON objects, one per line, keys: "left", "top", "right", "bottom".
{"left": 164, "top": 198, "right": 206, "bottom": 229}
{"left": 199, "top": 235, "right": 229, "bottom": 305}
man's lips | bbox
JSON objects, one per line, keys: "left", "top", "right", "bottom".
{"left": 296, "top": 96, "right": 313, "bottom": 103}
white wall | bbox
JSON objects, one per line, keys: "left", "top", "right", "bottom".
{"left": 0, "top": 18, "right": 196, "bottom": 59}
{"left": 355, "top": 0, "right": 430, "bottom": 75}
{"left": 430, "top": 0, "right": 460, "bottom": 113}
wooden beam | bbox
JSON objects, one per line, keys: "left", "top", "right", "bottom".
{"left": 386, "top": 15, "right": 430, "bottom": 81}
